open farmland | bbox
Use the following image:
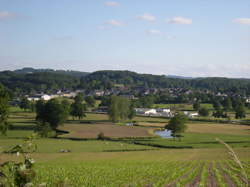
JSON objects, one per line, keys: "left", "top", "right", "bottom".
{"left": 58, "top": 122, "right": 152, "bottom": 139}
{"left": 1, "top": 108, "right": 250, "bottom": 186}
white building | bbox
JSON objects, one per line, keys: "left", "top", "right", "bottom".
{"left": 156, "top": 108, "right": 171, "bottom": 113}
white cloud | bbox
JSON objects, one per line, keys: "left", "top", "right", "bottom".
{"left": 147, "top": 29, "right": 162, "bottom": 35}
{"left": 105, "top": 1, "right": 120, "bottom": 7}
{"left": 167, "top": 17, "right": 192, "bottom": 25}
{"left": 0, "top": 11, "right": 15, "bottom": 20}
{"left": 137, "top": 13, "right": 156, "bottom": 22}
{"left": 105, "top": 19, "right": 125, "bottom": 26}
{"left": 233, "top": 18, "right": 250, "bottom": 25}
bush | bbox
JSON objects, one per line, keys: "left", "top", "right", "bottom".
{"left": 97, "top": 132, "right": 105, "bottom": 140}
{"left": 198, "top": 107, "right": 210, "bottom": 117}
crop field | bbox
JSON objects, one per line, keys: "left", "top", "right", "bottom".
{"left": 1, "top": 107, "right": 250, "bottom": 186}
{"left": 32, "top": 159, "right": 250, "bottom": 186}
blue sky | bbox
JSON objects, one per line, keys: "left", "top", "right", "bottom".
{"left": 0, "top": 0, "right": 249, "bottom": 77}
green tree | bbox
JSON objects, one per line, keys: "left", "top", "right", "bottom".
{"left": 70, "top": 94, "right": 87, "bottom": 120}
{"left": 165, "top": 113, "right": 188, "bottom": 141}
{"left": 212, "top": 109, "right": 227, "bottom": 118}
{"left": 19, "top": 97, "right": 31, "bottom": 111}
{"left": 85, "top": 96, "right": 96, "bottom": 107}
{"left": 223, "top": 97, "right": 232, "bottom": 111}
{"left": 128, "top": 102, "right": 136, "bottom": 120}
{"left": 35, "top": 99, "right": 69, "bottom": 130}
{"left": 0, "top": 84, "right": 10, "bottom": 135}
{"left": 108, "top": 96, "right": 133, "bottom": 122}
{"left": 198, "top": 107, "right": 210, "bottom": 117}
{"left": 213, "top": 100, "right": 222, "bottom": 110}
{"left": 193, "top": 101, "right": 200, "bottom": 111}
{"left": 235, "top": 105, "right": 246, "bottom": 119}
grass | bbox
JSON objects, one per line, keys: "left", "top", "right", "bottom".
{"left": 133, "top": 133, "right": 250, "bottom": 149}
{"left": 152, "top": 103, "right": 214, "bottom": 111}
{"left": 186, "top": 122, "right": 250, "bottom": 135}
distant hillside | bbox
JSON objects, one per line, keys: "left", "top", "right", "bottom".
{"left": 14, "top": 67, "right": 89, "bottom": 77}
{"left": 0, "top": 68, "right": 250, "bottom": 96}
{"left": 166, "top": 75, "right": 194, "bottom": 79}
{"left": 80, "top": 70, "right": 250, "bottom": 94}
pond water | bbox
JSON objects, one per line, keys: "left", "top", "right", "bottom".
{"left": 154, "top": 129, "right": 173, "bottom": 138}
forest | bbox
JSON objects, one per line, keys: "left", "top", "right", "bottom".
{"left": 0, "top": 68, "right": 250, "bottom": 96}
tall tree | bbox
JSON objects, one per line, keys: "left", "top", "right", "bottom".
{"left": 165, "top": 113, "right": 188, "bottom": 141}
{"left": 198, "top": 107, "right": 210, "bottom": 117}
{"left": 19, "top": 97, "right": 31, "bottom": 111}
{"left": 213, "top": 100, "right": 222, "bottom": 110}
{"left": 36, "top": 99, "right": 69, "bottom": 130}
{"left": 108, "top": 96, "right": 133, "bottom": 122}
{"left": 70, "top": 94, "right": 87, "bottom": 120}
{"left": 85, "top": 96, "right": 96, "bottom": 107}
{"left": 235, "top": 105, "right": 246, "bottom": 119}
{"left": 193, "top": 101, "right": 200, "bottom": 111}
{"left": 223, "top": 97, "right": 232, "bottom": 112}
{"left": 0, "top": 84, "right": 10, "bottom": 135}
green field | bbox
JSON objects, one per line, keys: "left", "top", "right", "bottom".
{"left": 1, "top": 107, "right": 250, "bottom": 186}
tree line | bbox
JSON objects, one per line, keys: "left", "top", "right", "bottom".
{"left": 1, "top": 69, "right": 250, "bottom": 96}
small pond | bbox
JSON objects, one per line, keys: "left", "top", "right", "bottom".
{"left": 154, "top": 129, "right": 173, "bottom": 138}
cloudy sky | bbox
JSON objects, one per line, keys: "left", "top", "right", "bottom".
{"left": 0, "top": 0, "right": 249, "bottom": 78}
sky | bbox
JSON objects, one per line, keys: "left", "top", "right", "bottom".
{"left": 0, "top": 0, "right": 250, "bottom": 78}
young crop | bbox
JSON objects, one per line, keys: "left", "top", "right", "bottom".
{"left": 212, "top": 162, "right": 227, "bottom": 187}
{"left": 198, "top": 162, "right": 208, "bottom": 187}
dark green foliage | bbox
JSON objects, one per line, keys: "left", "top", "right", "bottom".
{"left": 213, "top": 100, "right": 222, "bottom": 110}
{"left": 70, "top": 94, "right": 87, "bottom": 120}
{"left": 79, "top": 70, "right": 250, "bottom": 95}
{"left": 0, "top": 71, "right": 80, "bottom": 95}
{"left": 35, "top": 122, "right": 55, "bottom": 138}
{"left": 136, "top": 95, "right": 155, "bottom": 108}
{"left": 19, "top": 97, "right": 31, "bottom": 111}
{"left": 85, "top": 96, "right": 96, "bottom": 107}
{"left": 212, "top": 110, "right": 228, "bottom": 118}
{"left": 235, "top": 105, "right": 246, "bottom": 119}
{"left": 108, "top": 96, "right": 134, "bottom": 122}
{"left": 128, "top": 102, "right": 136, "bottom": 120}
{"left": 193, "top": 102, "right": 200, "bottom": 111}
{"left": 100, "top": 96, "right": 111, "bottom": 106}
{"left": 165, "top": 113, "right": 188, "bottom": 141}
{"left": 222, "top": 97, "right": 232, "bottom": 111}
{"left": 1, "top": 69, "right": 250, "bottom": 96}
{"left": 198, "top": 107, "right": 210, "bottom": 117}
{"left": 35, "top": 99, "right": 70, "bottom": 129}
{"left": 0, "top": 84, "right": 10, "bottom": 135}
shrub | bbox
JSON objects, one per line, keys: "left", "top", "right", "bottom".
{"left": 97, "top": 132, "right": 105, "bottom": 140}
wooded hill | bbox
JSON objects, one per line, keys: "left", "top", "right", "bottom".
{"left": 0, "top": 68, "right": 250, "bottom": 96}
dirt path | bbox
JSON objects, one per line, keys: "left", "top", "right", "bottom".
{"left": 206, "top": 163, "right": 217, "bottom": 187}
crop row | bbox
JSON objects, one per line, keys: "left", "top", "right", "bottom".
{"left": 33, "top": 160, "right": 249, "bottom": 186}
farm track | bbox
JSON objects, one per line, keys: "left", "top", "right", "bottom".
{"left": 206, "top": 163, "right": 217, "bottom": 187}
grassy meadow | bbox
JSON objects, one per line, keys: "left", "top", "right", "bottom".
{"left": 1, "top": 107, "right": 250, "bottom": 186}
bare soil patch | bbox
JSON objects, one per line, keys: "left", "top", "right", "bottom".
{"left": 58, "top": 122, "right": 152, "bottom": 139}
{"left": 206, "top": 163, "right": 217, "bottom": 187}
